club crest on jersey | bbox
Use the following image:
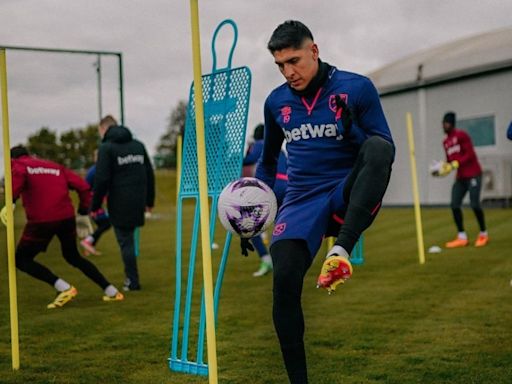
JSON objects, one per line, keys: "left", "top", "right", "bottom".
{"left": 273, "top": 222, "right": 286, "bottom": 236}
{"left": 281, "top": 106, "right": 292, "bottom": 124}
{"left": 328, "top": 93, "right": 348, "bottom": 116}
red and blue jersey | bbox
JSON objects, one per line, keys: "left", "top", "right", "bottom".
{"left": 256, "top": 63, "right": 393, "bottom": 192}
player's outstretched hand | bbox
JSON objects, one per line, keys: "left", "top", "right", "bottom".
{"left": 430, "top": 160, "right": 459, "bottom": 177}
{"left": 76, "top": 214, "right": 94, "bottom": 239}
{"left": 240, "top": 238, "right": 254, "bottom": 257}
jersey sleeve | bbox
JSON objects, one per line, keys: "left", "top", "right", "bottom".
{"left": 255, "top": 98, "right": 284, "bottom": 189}
{"left": 456, "top": 131, "right": 477, "bottom": 165}
{"left": 143, "top": 146, "right": 156, "bottom": 208}
{"left": 64, "top": 166, "right": 91, "bottom": 215}
{"left": 91, "top": 144, "right": 112, "bottom": 212}
{"left": 10, "top": 161, "right": 27, "bottom": 202}
{"left": 355, "top": 78, "right": 394, "bottom": 145}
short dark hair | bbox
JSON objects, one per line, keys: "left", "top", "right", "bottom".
{"left": 443, "top": 112, "right": 456, "bottom": 126}
{"left": 253, "top": 124, "right": 264, "bottom": 140}
{"left": 267, "top": 20, "right": 314, "bottom": 53}
{"left": 10, "top": 145, "right": 29, "bottom": 159}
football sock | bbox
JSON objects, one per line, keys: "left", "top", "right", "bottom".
{"left": 281, "top": 342, "right": 308, "bottom": 384}
{"left": 104, "top": 284, "right": 118, "bottom": 297}
{"left": 261, "top": 254, "right": 272, "bottom": 265}
{"left": 473, "top": 207, "right": 486, "bottom": 232}
{"left": 326, "top": 245, "right": 349, "bottom": 258}
{"left": 271, "top": 240, "right": 311, "bottom": 384}
{"left": 457, "top": 232, "right": 468, "bottom": 240}
{"left": 54, "top": 278, "right": 71, "bottom": 292}
{"left": 452, "top": 208, "right": 464, "bottom": 232}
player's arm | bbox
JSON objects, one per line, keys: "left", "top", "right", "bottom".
{"left": 255, "top": 100, "right": 284, "bottom": 189}
{"left": 64, "top": 166, "right": 91, "bottom": 215}
{"left": 356, "top": 78, "right": 394, "bottom": 146}
{"left": 10, "top": 161, "right": 27, "bottom": 201}
{"left": 243, "top": 142, "right": 262, "bottom": 166}
{"left": 454, "top": 131, "right": 476, "bottom": 166}
{"left": 1, "top": 162, "right": 25, "bottom": 224}
{"left": 91, "top": 145, "right": 112, "bottom": 212}
{"left": 143, "top": 146, "right": 156, "bottom": 209}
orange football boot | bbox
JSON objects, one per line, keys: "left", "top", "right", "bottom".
{"left": 445, "top": 237, "right": 469, "bottom": 248}
{"left": 474, "top": 234, "right": 489, "bottom": 247}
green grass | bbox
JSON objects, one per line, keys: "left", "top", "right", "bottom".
{"left": 1, "top": 170, "right": 512, "bottom": 383}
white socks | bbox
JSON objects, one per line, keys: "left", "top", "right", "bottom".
{"left": 54, "top": 278, "right": 71, "bottom": 292}
{"left": 457, "top": 232, "right": 468, "bottom": 240}
{"left": 261, "top": 254, "right": 272, "bottom": 266}
{"left": 327, "top": 245, "right": 349, "bottom": 259}
{"left": 104, "top": 285, "right": 119, "bottom": 297}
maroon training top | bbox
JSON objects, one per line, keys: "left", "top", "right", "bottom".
{"left": 11, "top": 155, "right": 91, "bottom": 223}
{"left": 443, "top": 128, "right": 482, "bottom": 179}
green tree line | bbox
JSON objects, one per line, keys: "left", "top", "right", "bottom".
{"left": 25, "top": 124, "right": 100, "bottom": 170}
{"left": 18, "top": 100, "right": 188, "bottom": 171}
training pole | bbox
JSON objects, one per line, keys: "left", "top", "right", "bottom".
{"left": 188, "top": 2, "right": 218, "bottom": 383}
{"left": 0, "top": 49, "right": 20, "bottom": 370}
{"left": 406, "top": 113, "right": 425, "bottom": 264}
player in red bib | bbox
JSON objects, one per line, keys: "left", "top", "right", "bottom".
{"left": 431, "top": 112, "right": 489, "bottom": 248}
{"left": 1, "top": 146, "right": 123, "bottom": 309}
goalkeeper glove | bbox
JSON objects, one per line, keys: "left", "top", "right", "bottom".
{"left": 430, "top": 160, "right": 459, "bottom": 177}
{"left": 240, "top": 238, "right": 254, "bottom": 257}
{"left": 76, "top": 214, "right": 94, "bottom": 239}
{"left": 0, "top": 203, "right": 15, "bottom": 226}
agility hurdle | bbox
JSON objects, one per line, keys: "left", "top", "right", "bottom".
{"left": 169, "top": 18, "right": 251, "bottom": 379}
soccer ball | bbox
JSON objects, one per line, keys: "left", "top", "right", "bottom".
{"left": 217, "top": 177, "right": 277, "bottom": 238}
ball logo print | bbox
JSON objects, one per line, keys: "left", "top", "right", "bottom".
{"left": 218, "top": 177, "right": 277, "bottom": 238}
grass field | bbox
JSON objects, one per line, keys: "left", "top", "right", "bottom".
{"left": 1, "top": 170, "right": 512, "bottom": 383}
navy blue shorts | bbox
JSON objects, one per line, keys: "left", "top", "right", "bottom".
{"left": 271, "top": 178, "right": 347, "bottom": 258}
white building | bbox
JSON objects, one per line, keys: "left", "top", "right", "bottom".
{"left": 368, "top": 27, "right": 512, "bottom": 205}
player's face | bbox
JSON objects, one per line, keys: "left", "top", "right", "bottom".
{"left": 272, "top": 40, "right": 319, "bottom": 91}
{"left": 443, "top": 122, "right": 453, "bottom": 134}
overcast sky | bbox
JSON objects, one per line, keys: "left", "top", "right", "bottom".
{"left": 1, "top": 0, "right": 512, "bottom": 172}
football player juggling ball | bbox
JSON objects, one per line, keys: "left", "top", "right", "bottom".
{"left": 254, "top": 20, "right": 395, "bottom": 384}
{"left": 430, "top": 111, "right": 488, "bottom": 248}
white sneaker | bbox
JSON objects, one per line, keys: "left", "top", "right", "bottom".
{"left": 253, "top": 261, "right": 272, "bottom": 277}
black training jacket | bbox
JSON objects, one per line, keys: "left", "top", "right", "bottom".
{"left": 91, "top": 125, "right": 155, "bottom": 229}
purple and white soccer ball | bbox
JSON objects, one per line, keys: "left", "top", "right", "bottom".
{"left": 218, "top": 177, "right": 277, "bottom": 238}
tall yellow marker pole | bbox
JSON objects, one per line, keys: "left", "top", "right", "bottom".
{"left": 1, "top": 49, "right": 20, "bottom": 370}
{"left": 188, "top": 2, "right": 218, "bottom": 383}
{"left": 406, "top": 113, "right": 425, "bottom": 264}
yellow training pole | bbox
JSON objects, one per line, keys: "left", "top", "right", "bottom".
{"left": 188, "top": 2, "right": 218, "bottom": 383}
{"left": 176, "top": 134, "right": 182, "bottom": 204}
{"left": 1, "top": 49, "right": 20, "bottom": 370}
{"left": 406, "top": 113, "right": 425, "bottom": 264}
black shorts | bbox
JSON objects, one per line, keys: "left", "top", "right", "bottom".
{"left": 19, "top": 217, "right": 76, "bottom": 252}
